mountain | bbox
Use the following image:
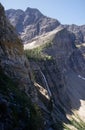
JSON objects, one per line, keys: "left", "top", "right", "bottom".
{"left": 6, "top": 8, "right": 85, "bottom": 58}
{"left": 6, "top": 8, "right": 60, "bottom": 44}
{"left": 0, "top": 3, "right": 44, "bottom": 130}
{"left": 6, "top": 8, "right": 85, "bottom": 46}
{"left": 25, "top": 26, "right": 85, "bottom": 129}
{"left": 1, "top": 4, "right": 85, "bottom": 130}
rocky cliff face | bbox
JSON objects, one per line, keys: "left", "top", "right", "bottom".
{"left": 64, "top": 24, "right": 85, "bottom": 57}
{"left": 0, "top": 3, "right": 44, "bottom": 130}
{"left": 44, "top": 28, "right": 85, "bottom": 73}
{"left": 25, "top": 27, "right": 85, "bottom": 129}
{"left": 6, "top": 8, "right": 60, "bottom": 43}
{"left": 1, "top": 4, "right": 85, "bottom": 130}
{"left": 0, "top": 4, "right": 32, "bottom": 92}
{"left": 64, "top": 24, "right": 85, "bottom": 44}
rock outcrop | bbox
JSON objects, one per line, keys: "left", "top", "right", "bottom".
{"left": 0, "top": 3, "right": 32, "bottom": 92}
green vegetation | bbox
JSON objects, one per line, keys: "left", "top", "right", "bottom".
{"left": 25, "top": 40, "right": 53, "bottom": 61}
{"left": 53, "top": 117, "right": 85, "bottom": 130}
{"left": 70, "top": 118, "right": 85, "bottom": 130}
{"left": 64, "top": 117, "right": 85, "bottom": 130}
{"left": 0, "top": 70, "right": 43, "bottom": 130}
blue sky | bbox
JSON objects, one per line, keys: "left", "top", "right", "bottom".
{"left": 0, "top": 0, "right": 85, "bottom": 25}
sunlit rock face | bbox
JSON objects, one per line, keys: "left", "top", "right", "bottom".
{"left": 6, "top": 6, "right": 85, "bottom": 61}
{"left": 6, "top": 8, "right": 85, "bottom": 46}
{"left": 6, "top": 7, "right": 60, "bottom": 44}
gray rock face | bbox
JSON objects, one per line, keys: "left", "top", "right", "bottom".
{"left": 0, "top": 3, "right": 31, "bottom": 91}
{"left": 2, "top": 4, "right": 85, "bottom": 129}
{"left": 0, "top": 3, "right": 44, "bottom": 130}
{"left": 64, "top": 24, "right": 85, "bottom": 44}
{"left": 63, "top": 24, "right": 85, "bottom": 57}
{"left": 6, "top": 8, "right": 85, "bottom": 46}
{"left": 44, "top": 28, "right": 85, "bottom": 73}
{"left": 6, "top": 8, "right": 60, "bottom": 43}
{"left": 25, "top": 27, "right": 85, "bottom": 127}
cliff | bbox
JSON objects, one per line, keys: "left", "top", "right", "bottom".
{"left": 0, "top": 3, "right": 32, "bottom": 92}
{"left": 64, "top": 24, "right": 85, "bottom": 44}
{"left": 25, "top": 27, "right": 85, "bottom": 129}
{"left": 0, "top": 3, "right": 43, "bottom": 130}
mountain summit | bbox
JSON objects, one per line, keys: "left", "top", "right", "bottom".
{"left": 6, "top": 7, "right": 85, "bottom": 47}
{"left": 6, "top": 7, "right": 60, "bottom": 43}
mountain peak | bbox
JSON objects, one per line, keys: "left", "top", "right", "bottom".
{"left": 6, "top": 7, "right": 60, "bottom": 43}
{"left": 25, "top": 7, "right": 41, "bottom": 12}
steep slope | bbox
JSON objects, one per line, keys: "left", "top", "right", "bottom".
{"left": 6, "top": 8, "right": 85, "bottom": 46}
{"left": 0, "top": 69, "right": 43, "bottom": 130}
{"left": 0, "top": 3, "right": 44, "bottom": 130}
{"left": 64, "top": 24, "right": 85, "bottom": 57}
{"left": 6, "top": 8, "right": 60, "bottom": 44}
{"left": 6, "top": 8, "right": 85, "bottom": 60}
{"left": 25, "top": 27, "right": 85, "bottom": 130}
{"left": 0, "top": 4, "right": 32, "bottom": 92}
{"left": 64, "top": 24, "right": 85, "bottom": 44}
{"left": 4, "top": 5, "right": 85, "bottom": 130}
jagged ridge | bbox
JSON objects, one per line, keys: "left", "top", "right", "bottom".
{"left": 6, "top": 8, "right": 60, "bottom": 43}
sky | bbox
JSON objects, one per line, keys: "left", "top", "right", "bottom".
{"left": 0, "top": 0, "right": 85, "bottom": 25}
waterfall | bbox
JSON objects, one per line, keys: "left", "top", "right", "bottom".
{"left": 78, "top": 75, "right": 85, "bottom": 80}
{"left": 40, "top": 70, "right": 52, "bottom": 98}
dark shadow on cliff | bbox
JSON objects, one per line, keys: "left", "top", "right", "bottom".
{"left": 29, "top": 59, "right": 85, "bottom": 130}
